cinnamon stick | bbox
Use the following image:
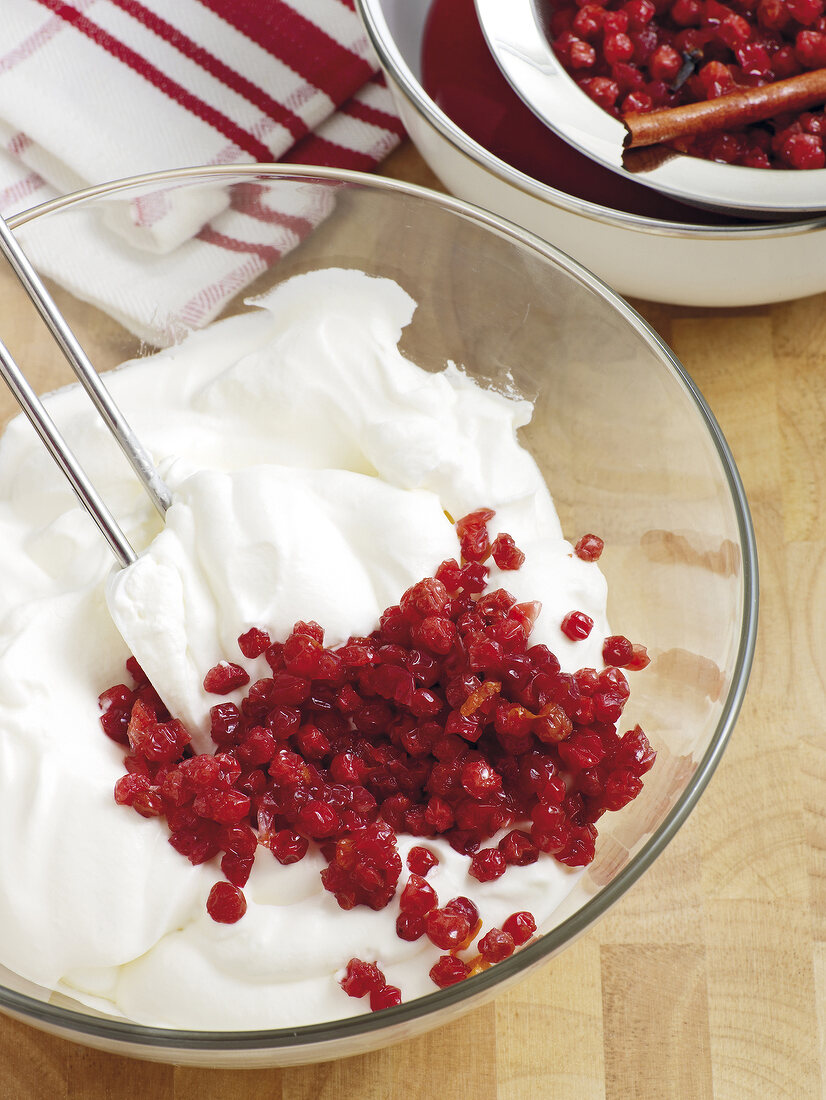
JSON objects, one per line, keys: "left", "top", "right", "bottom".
{"left": 622, "top": 68, "right": 826, "bottom": 149}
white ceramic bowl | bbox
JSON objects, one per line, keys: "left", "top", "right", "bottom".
{"left": 356, "top": 0, "right": 826, "bottom": 306}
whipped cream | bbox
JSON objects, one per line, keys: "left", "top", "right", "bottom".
{"left": 0, "top": 269, "right": 609, "bottom": 1029}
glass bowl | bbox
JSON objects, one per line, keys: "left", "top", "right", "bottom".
{"left": 0, "top": 165, "right": 757, "bottom": 1067}
{"left": 356, "top": 0, "right": 826, "bottom": 306}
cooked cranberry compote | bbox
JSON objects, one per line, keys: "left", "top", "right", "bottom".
{"left": 545, "top": 0, "right": 826, "bottom": 167}
{"left": 102, "top": 509, "right": 654, "bottom": 1008}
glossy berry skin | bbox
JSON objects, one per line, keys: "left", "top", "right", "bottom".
{"left": 400, "top": 874, "right": 438, "bottom": 917}
{"left": 206, "top": 882, "right": 247, "bottom": 924}
{"left": 469, "top": 847, "right": 507, "bottom": 882}
{"left": 561, "top": 611, "right": 595, "bottom": 640}
{"left": 407, "top": 846, "right": 439, "bottom": 876}
{"left": 430, "top": 954, "right": 471, "bottom": 988}
{"left": 478, "top": 928, "right": 515, "bottom": 962}
{"left": 370, "top": 984, "right": 402, "bottom": 1011}
{"left": 491, "top": 533, "right": 526, "bottom": 570}
{"left": 340, "top": 958, "right": 385, "bottom": 999}
{"left": 502, "top": 911, "right": 537, "bottom": 946}
{"left": 426, "top": 907, "right": 472, "bottom": 950}
{"left": 203, "top": 662, "right": 250, "bottom": 694}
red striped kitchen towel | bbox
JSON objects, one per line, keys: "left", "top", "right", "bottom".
{"left": 0, "top": 0, "right": 405, "bottom": 343}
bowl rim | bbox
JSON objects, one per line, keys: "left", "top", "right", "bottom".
{"left": 2, "top": 163, "right": 758, "bottom": 1051}
{"left": 355, "top": 0, "right": 826, "bottom": 237}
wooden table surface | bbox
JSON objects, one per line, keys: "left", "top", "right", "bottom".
{"left": 1, "top": 144, "right": 823, "bottom": 1099}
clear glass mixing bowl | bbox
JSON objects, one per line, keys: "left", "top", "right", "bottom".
{"left": 0, "top": 166, "right": 756, "bottom": 1066}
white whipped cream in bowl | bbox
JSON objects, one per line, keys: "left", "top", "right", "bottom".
{"left": 0, "top": 167, "right": 756, "bottom": 1066}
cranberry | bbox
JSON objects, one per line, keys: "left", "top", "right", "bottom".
{"left": 491, "top": 533, "right": 526, "bottom": 570}
{"left": 561, "top": 611, "right": 594, "bottom": 640}
{"left": 221, "top": 851, "right": 254, "bottom": 887}
{"left": 396, "top": 912, "right": 426, "bottom": 941}
{"left": 604, "top": 31, "right": 635, "bottom": 63}
{"left": 340, "top": 958, "right": 385, "bottom": 998}
{"left": 544, "top": 0, "right": 825, "bottom": 168}
{"left": 469, "top": 847, "right": 507, "bottom": 881}
{"left": 460, "top": 759, "right": 502, "bottom": 799}
{"left": 435, "top": 557, "right": 464, "bottom": 593}
{"left": 502, "top": 911, "right": 537, "bottom": 946}
{"left": 237, "top": 627, "right": 271, "bottom": 659}
{"left": 445, "top": 895, "right": 479, "bottom": 927}
{"left": 426, "top": 906, "right": 471, "bottom": 950}
{"left": 498, "top": 829, "right": 540, "bottom": 866}
{"left": 602, "top": 635, "right": 634, "bottom": 667}
{"left": 268, "top": 829, "right": 309, "bottom": 865}
{"left": 321, "top": 824, "right": 402, "bottom": 910}
{"left": 580, "top": 75, "right": 621, "bottom": 109}
{"left": 400, "top": 577, "right": 451, "bottom": 620}
{"left": 203, "top": 662, "right": 250, "bottom": 694}
{"left": 455, "top": 508, "right": 496, "bottom": 562}
{"left": 407, "top": 846, "right": 439, "bottom": 875}
{"left": 430, "top": 954, "right": 471, "bottom": 988}
{"left": 400, "top": 874, "right": 438, "bottom": 916}
{"left": 788, "top": 0, "right": 824, "bottom": 22}
{"left": 780, "top": 130, "right": 826, "bottom": 168}
{"left": 627, "top": 643, "right": 651, "bottom": 671}
{"left": 206, "top": 881, "right": 247, "bottom": 923}
{"left": 193, "top": 788, "right": 251, "bottom": 825}
{"left": 478, "top": 928, "right": 515, "bottom": 962}
{"left": 370, "top": 984, "right": 402, "bottom": 1011}
{"left": 297, "top": 800, "right": 340, "bottom": 838}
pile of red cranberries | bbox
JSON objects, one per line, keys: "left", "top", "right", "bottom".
{"left": 99, "top": 511, "right": 655, "bottom": 1007}
{"left": 548, "top": 0, "right": 826, "bottom": 167}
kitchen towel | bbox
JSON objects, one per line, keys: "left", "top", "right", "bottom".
{"left": 0, "top": 0, "right": 405, "bottom": 342}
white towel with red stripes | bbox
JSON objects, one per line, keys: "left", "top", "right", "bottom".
{"left": 0, "top": 0, "right": 405, "bottom": 342}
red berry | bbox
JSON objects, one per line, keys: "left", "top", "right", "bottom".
{"left": 502, "top": 911, "right": 537, "bottom": 946}
{"left": 603, "top": 635, "right": 634, "bottom": 666}
{"left": 627, "top": 643, "right": 651, "bottom": 671}
{"left": 396, "top": 912, "right": 426, "bottom": 941}
{"left": 469, "top": 847, "right": 507, "bottom": 882}
{"left": 203, "top": 662, "right": 250, "bottom": 694}
{"left": 237, "top": 627, "right": 271, "bottom": 658}
{"left": 407, "top": 846, "right": 438, "bottom": 875}
{"left": 561, "top": 611, "right": 594, "bottom": 640}
{"left": 297, "top": 800, "right": 340, "bottom": 839}
{"left": 268, "top": 829, "right": 309, "bottom": 865}
{"left": 370, "top": 984, "right": 402, "bottom": 1011}
{"left": 455, "top": 508, "right": 495, "bottom": 563}
{"left": 400, "top": 874, "right": 438, "bottom": 917}
{"left": 430, "top": 955, "right": 471, "bottom": 988}
{"left": 478, "top": 928, "right": 515, "bottom": 962}
{"left": 426, "top": 907, "right": 471, "bottom": 950}
{"left": 498, "top": 829, "right": 540, "bottom": 866}
{"left": 340, "top": 958, "right": 385, "bottom": 998}
{"left": 460, "top": 759, "right": 502, "bottom": 800}
{"left": 491, "top": 533, "right": 526, "bottom": 570}
{"left": 206, "top": 881, "right": 247, "bottom": 924}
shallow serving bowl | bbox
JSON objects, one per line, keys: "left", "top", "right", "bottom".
{"left": 356, "top": 0, "right": 826, "bottom": 306}
{"left": 0, "top": 165, "right": 756, "bottom": 1066}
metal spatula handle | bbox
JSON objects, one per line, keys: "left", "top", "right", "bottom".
{"left": 0, "top": 215, "right": 171, "bottom": 518}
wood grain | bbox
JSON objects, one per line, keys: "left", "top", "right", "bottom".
{"left": 0, "top": 142, "right": 823, "bottom": 1097}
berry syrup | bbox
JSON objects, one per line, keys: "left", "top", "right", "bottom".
{"left": 420, "top": 0, "right": 742, "bottom": 223}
